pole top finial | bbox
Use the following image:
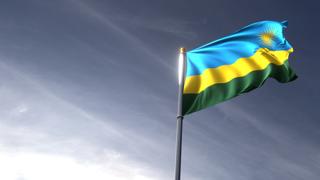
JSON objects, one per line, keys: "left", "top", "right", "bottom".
{"left": 180, "top": 47, "right": 186, "bottom": 53}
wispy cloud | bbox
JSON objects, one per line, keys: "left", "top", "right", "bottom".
{"left": 109, "top": 14, "right": 199, "bottom": 40}
{"left": 0, "top": 146, "right": 157, "bottom": 180}
{"left": 70, "top": 0, "right": 174, "bottom": 71}
{"left": 0, "top": 60, "right": 170, "bottom": 179}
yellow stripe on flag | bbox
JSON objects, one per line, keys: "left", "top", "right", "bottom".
{"left": 184, "top": 48, "right": 293, "bottom": 94}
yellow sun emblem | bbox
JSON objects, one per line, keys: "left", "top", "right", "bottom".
{"left": 260, "top": 32, "right": 274, "bottom": 46}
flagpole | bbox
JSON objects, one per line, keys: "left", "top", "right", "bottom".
{"left": 175, "top": 47, "right": 186, "bottom": 180}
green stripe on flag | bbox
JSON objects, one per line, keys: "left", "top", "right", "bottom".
{"left": 182, "top": 61, "right": 297, "bottom": 115}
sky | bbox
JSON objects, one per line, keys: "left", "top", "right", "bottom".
{"left": 0, "top": 0, "right": 319, "bottom": 179}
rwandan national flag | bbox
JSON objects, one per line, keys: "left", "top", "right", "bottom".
{"left": 182, "top": 20, "right": 297, "bottom": 115}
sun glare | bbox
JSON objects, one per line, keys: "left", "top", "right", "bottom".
{"left": 178, "top": 53, "right": 185, "bottom": 85}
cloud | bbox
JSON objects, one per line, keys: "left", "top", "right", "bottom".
{"left": 109, "top": 14, "right": 198, "bottom": 40}
{"left": 0, "top": 149, "right": 157, "bottom": 180}
{"left": 0, "top": 60, "right": 170, "bottom": 179}
{"left": 70, "top": 0, "right": 174, "bottom": 71}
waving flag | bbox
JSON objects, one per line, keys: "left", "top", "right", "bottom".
{"left": 182, "top": 21, "right": 297, "bottom": 115}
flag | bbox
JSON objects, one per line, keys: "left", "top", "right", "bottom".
{"left": 182, "top": 20, "right": 297, "bottom": 115}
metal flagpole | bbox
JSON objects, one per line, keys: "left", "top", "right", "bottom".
{"left": 175, "top": 47, "right": 186, "bottom": 180}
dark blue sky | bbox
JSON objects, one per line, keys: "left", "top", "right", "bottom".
{"left": 0, "top": 0, "right": 319, "bottom": 179}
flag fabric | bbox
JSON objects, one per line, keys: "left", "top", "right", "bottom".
{"left": 182, "top": 20, "right": 297, "bottom": 115}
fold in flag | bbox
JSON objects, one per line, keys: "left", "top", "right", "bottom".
{"left": 182, "top": 20, "right": 297, "bottom": 115}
